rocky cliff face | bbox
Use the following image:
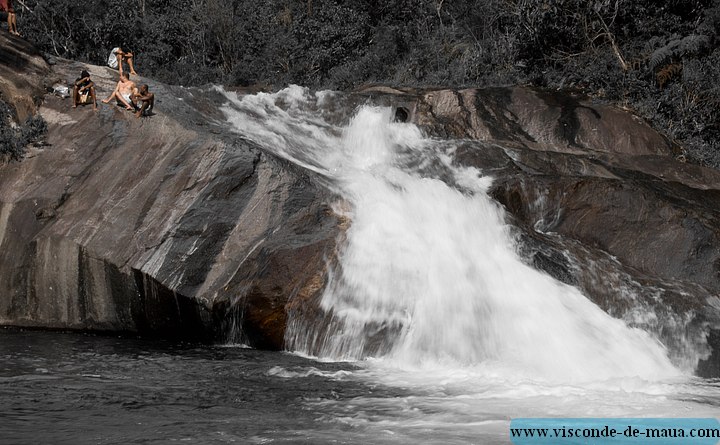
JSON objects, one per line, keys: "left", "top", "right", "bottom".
{"left": 1, "top": 34, "right": 719, "bottom": 375}
{"left": 0, "top": 33, "right": 341, "bottom": 348}
{"left": 0, "top": 35, "right": 48, "bottom": 122}
{"left": 408, "top": 87, "right": 720, "bottom": 376}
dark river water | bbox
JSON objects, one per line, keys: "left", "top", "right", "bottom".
{"left": 4, "top": 91, "right": 720, "bottom": 445}
{"left": 0, "top": 328, "right": 407, "bottom": 445}
{"left": 3, "top": 327, "right": 720, "bottom": 445}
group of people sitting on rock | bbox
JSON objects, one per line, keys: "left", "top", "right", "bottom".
{"left": 73, "top": 47, "right": 154, "bottom": 118}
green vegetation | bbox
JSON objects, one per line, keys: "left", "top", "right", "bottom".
{"left": 14, "top": 0, "right": 720, "bottom": 167}
{"left": 0, "top": 97, "right": 47, "bottom": 161}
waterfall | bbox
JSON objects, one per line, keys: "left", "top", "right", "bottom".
{"left": 222, "top": 87, "right": 682, "bottom": 384}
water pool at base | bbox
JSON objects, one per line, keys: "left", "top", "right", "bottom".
{"left": 2, "top": 329, "right": 718, "bottom": 445}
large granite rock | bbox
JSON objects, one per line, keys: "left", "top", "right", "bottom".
{"left": 1, "top": 34, "right": 719, "bottom": 376}
{"left": 406, "top": 87, "right": 720, "bottom": 376}
{"left": 0, "top": 34, "right": 49, "bottom": 122}
{"left": 0, "top": 33, "right": 341, "bottom": 347}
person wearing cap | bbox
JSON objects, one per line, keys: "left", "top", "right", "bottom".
{"left": 73, "top": 69, "right": 97, "bottom": 110}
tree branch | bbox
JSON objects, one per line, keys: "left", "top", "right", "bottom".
{"left": 595, "top": 8, "right": 628, "bottom": 71}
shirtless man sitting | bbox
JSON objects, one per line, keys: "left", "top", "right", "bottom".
{"left": 132, "top": 84, "right": 155, "bottom": 118}
{"left": 102, "top": 73, "right": 137, "bottom": 111}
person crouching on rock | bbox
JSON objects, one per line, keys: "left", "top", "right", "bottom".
{"left": 102, "top": 72, "right": 137, "bottom": 111}
{"left": 132, "top": 84, "right": 154, "bottom": 118}
{"left": 73, "top": 70, "right": 97, "bottom": 111}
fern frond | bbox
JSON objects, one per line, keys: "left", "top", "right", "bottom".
{"left": 656, "top": 63, "right": 682, "bottom": 89}
{"left": 678, "top": 34, "right": 710, "bottom": 56}
{"left": 649, "top": 35, "right": 710, "bottom": 72}
{"left": 649, "top": 40, "right": 681, "bottom": 71}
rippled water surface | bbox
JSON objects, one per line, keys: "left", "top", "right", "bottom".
{"left": 5, "top": 88, "right": 720, "bottom": 445}
{"left": 2, "top": 329, "right": 719, "bottom": 445}
{"left": 0, "top": 329, "right": 401, "bottom": 445}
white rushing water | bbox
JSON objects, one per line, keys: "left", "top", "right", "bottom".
{"left": 221, "top": 86, "right": 719, "bottom": 443}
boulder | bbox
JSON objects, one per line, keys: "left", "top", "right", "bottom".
{"left": 0, "top": 33, "right": 341, "bottom": 347}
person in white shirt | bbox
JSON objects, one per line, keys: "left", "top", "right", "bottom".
{"left": 107, "top": 47, "right": 137, "bottom": 76}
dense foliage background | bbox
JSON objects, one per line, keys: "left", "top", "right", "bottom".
{"left": 10, "top": 0, "right": 720, "bottom": 167}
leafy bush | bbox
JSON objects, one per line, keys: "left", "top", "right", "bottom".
{"left": 0, "top": 97, "right": 47, "bottom": 161}
{"left": 12, "top": 0, "right": 720, "bottom": 168}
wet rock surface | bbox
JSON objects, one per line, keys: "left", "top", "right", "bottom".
{"left": 1, "top": 36, "right": 719, "bottom": 375}
{"left": 411, "top": 88, "right": 720, "bottom": 376}
{"left": 0, "top": 34, "right": 49, "bottom": 122}
{"left": 0, "top": 33, "right": 341, "bottom": 348}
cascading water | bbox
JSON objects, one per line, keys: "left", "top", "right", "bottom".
{"left": 224, "top": 86, "right": 678, "bottom": 382}
{"left": 221, "top": 86, "right": 719, "bottom": 442}
{"left": 319, "top": 126, "right": 678, "bottom": 383}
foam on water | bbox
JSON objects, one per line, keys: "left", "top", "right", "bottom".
{"left": 220, "top": 87, "right": 719, "bottom": 436}
{"left": 222, "top": 87, "right": 680, "bottom": 382}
